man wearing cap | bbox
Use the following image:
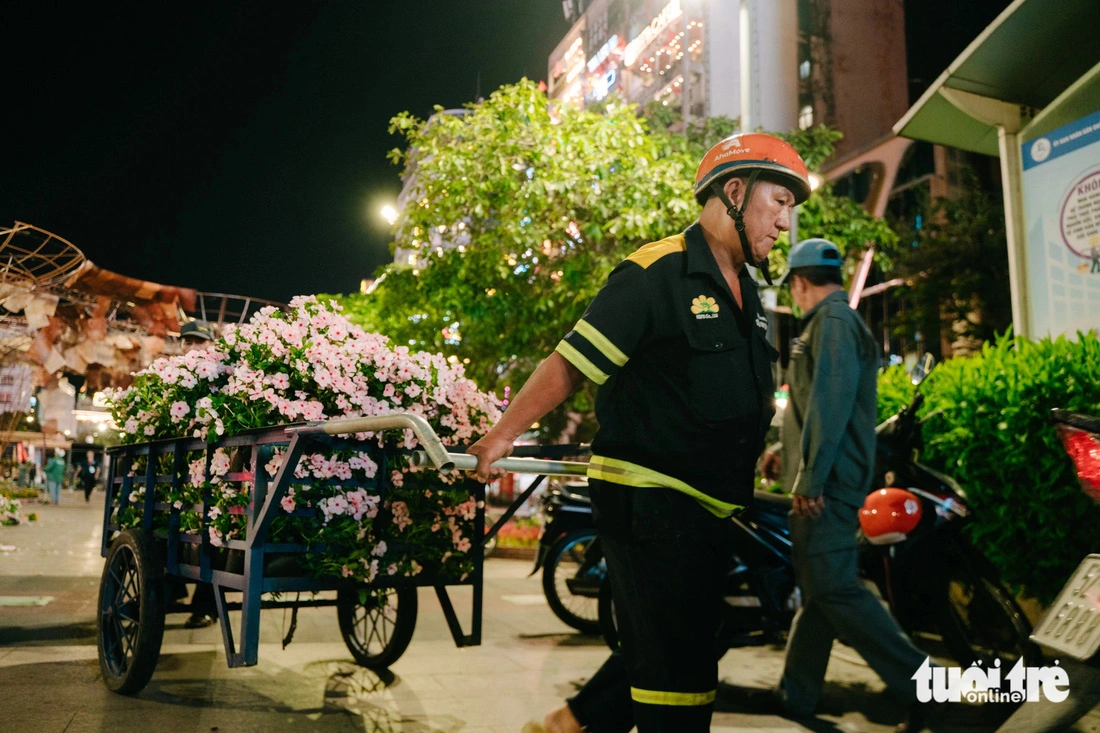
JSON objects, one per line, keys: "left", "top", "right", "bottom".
{"left": 180, "top": 319, "right": 217, "bottom": 351}
{"left": 472, "top": 133, "right": 810, "bottom": 732}
{"left": 178, "top": 319, "right": 220, "bottom": 628}
{"left": 765, "top": 238, "right": 934, "bottom": 731}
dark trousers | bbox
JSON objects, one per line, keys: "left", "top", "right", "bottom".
{"left": 191, "top": 583, "right": 216, "bottom": 615}
{"left": 780, "top": 499, "right": 926, "bottom": 715}
{"left": 567, "top": 481, "right": 737, "bottom": 733}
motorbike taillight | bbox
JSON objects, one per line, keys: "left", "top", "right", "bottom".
{"left": 1055, "top": 424, "right": 1100, "bottom": 503}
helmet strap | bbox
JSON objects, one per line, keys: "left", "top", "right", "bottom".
{"left": 709, "top": 170, "right": 773, "bottom": 286}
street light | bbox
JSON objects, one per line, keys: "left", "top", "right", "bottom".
{"left": 808, "top": 172, "right": 825, "bottom": 192}
{"left": 380, "top": 204, "right": 398, "bottom": 226}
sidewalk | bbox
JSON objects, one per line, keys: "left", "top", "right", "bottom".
{"left": 0, "top": 492, "right": 1096, "bottom": 732}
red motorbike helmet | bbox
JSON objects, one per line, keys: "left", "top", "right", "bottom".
{"left": 859, "top": 488, "right": 922, "bottom": 545}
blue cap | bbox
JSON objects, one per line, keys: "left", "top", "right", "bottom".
{"left": 788, "top": 238, "right": 842, "bottom": 268}
{"left": 776, "top": 238, "right": 842, "bottom": 285}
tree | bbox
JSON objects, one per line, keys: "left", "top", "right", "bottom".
{"left": 333, "top": 80, "right": 895, "bottom": 437}
{"left": 884, "top": 169, "right": 1012, "bottom": 355}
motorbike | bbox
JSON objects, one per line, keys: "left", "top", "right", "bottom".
{"left": 531, "top": 479, "right": 604, "bottom": 635}
{"left": 996, "top": 408, "right": 1100, "bottom": 732}
{"left": 597, "top": 355, "right": 1038, "bottom": 668}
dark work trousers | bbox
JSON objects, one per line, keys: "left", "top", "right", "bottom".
{"left": 567, "top": 480, "right": 737, "bottom": 732}
{"left": 780, "top": 499, "right": 927, "bottom": 716}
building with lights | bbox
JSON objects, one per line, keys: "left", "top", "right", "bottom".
{"left": 550, "top": 0, "right": 909, "bottom": 159}
{"left": 550, "top": 0, "right": 798, "bottom": 132}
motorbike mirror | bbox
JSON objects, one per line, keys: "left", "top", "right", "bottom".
{"left": 910, "top": 353, "right": 936, "bottom": 386}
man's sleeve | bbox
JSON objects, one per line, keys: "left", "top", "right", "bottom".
{"left": 555, "top": 260, "right": 650, "bottom": 385}
{"left": 792, "top": 314, "right": 861, "bottom": 498}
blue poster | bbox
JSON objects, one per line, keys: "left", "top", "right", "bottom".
{"left": 1021, "top": 109, "right": 1100, "bottom": 337}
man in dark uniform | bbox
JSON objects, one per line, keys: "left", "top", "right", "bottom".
{"left": 766, "top": 238, "right": 934, "bottom": 732}
{"left": 470, "top": 133, "right": 811, "bottom": 732}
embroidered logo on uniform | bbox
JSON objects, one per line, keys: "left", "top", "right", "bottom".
{"left": 691, "top": 295, "right": 720, "bottom": 319}
{"left": 755, "top": 313, "right": 768, "bottom": 331}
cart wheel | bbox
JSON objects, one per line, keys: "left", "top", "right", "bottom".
{"left": 96, "top": 529, "right": 166, "bottom": 694}
{"left": 337, "top": 587, "right": 418, "bottom": 669}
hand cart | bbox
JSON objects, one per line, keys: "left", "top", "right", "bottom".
{"left": 96, "top": 413, "right": 588, "bottom": 694}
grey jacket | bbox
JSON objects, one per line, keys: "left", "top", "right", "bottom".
{"left": 780, "top": 290, "right": 879, "bottom": 509}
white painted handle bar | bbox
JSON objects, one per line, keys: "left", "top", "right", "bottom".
{"left": 296, "top": 414, "right": 589, "bottom": 477}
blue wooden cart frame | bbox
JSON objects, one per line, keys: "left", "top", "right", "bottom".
{"left": 99, "top": 414, "right": 587, "bottom": 673}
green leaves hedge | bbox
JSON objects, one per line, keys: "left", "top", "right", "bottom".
{"left": 879, "top": 333, "right": 1100, "bottom": 604}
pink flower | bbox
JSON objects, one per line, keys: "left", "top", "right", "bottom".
{"left": 280, "top": 495, "right": 295, "bottom": 512}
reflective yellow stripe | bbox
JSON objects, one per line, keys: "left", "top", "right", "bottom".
{"left": 630, "top": 687, "right": 716, "bottom": 706}
{"left": 588, "top": 455, "right": 742, "bottom": 518}
{"left": 555, "top": 341, "right": 609, "bottom": 385}
{"left": 575, "top": 319, "right": 628, "bottom": 367}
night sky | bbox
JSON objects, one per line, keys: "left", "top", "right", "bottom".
{"left": 1, "top": 0, "right": 1008, "bottom": 305}
{"left": 0, "top": 1, "right": 569, "bottom": 303}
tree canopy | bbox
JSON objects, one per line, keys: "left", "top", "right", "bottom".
{"left": 332, "top": 80, "right": 895, "bottom": 437}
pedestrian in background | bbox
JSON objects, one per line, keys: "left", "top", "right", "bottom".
{"left": 81, "top": 450, "right": 99, "bottom": 502}
{"left": 43, "top": 449, "right": 66, "bottom": 505}
{"left": 762, "top": 239, "right": 936, "bottom": 732}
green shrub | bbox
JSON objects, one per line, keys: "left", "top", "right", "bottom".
{"left": 0, "top": 485, "right": 39, "bottom": 500}
{"left": 877, "top": 363, "right": 917, "bottom": 424}
{"left": 880, "top": 333, "right": 1100, "bottom": 604}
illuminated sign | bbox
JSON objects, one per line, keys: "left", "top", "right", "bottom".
{"left": 587, "top": 34, "right": 620, "bottom": 72}
{"left": 590, "top": 68, "right": 618, "bottom": 102}
{"left": 624, "top": 0, "right": 683, "bottom": 67}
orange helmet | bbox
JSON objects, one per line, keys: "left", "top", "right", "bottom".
{"left": 694, "top": 133, "right": 811, "bottom": 205}
{"left": 859, "top": 488, "right": 923, "bottom": 545}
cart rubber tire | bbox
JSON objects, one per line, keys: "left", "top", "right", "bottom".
{"left": 96, "top": 529, "right": 167, "bottom": 694}
{"left": 542, "top": 529, "right": 602, "bottom": 634}
{"left": 337, "top": 586, "right": 418, "bottom": 669}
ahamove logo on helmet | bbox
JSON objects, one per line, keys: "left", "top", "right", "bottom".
{"left": 713, "top": 136, "right": 749, "bottom": 162}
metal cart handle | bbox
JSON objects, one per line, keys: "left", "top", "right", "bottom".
{"left": 296, "top": 414, "right": 589, "bottom": 477}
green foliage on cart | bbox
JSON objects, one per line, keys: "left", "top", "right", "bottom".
{"left": 877, "top": 332, "right": 1100, "bottom": 604}
{"left": 330, "top": 80, "right": 894, "bottom": 439}
{"left": 106, "top": 296, "right": 501, "bottom": 586}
